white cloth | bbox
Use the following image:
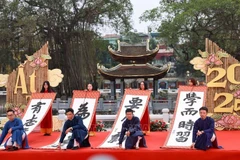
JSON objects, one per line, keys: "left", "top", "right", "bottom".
{"left": 6, "top": 132, "right": 26, "bottom": 147}
{"left": 211, "top": 133, "right": 216, "bottom": 142}
{"left": 73, "top": 134, "right": 88, "bottom": 147}
{"left": 73, "top": 139, "right": 79, "bottom": 147}
{"left": 6, "top": 137, "right": 13, "bottom": 146}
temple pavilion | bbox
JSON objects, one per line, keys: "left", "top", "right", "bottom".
{"left": 98, "top": 40, "right": 170, "bottom": 99}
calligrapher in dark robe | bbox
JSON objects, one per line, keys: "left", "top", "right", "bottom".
{"left": 191, "top": 107, "right": 222, "bottom": 150}
{"left": 57, "top": 108, "right": 90, "bottom": 150}
{"left": 40, "top": 81, "right": 54, "bottom": 136}
{"left": 119, "top": 108, "right": 147, "bottom": 149}
{"left": 0, "top": 109, "right": 29, "bottom": 151}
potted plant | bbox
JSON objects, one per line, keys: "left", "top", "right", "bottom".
{"left": 150, "top": 120, "right": 168, "bottom": 131}
{"left": 96, "top": 121, "right": 107, "bottom": 132}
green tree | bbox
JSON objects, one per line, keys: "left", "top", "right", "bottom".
{"left": 121, "top": 31, "right": 142, "bottom": 44}
{"left": 94, "top": 39, "right": 119, "bottom": 68}
{"left": 141, "top": 0, "right": 240, "bottom": 77}
{"left": 0, "top": 0, "right": 133, "bottom": 95}
{"left": 0, "top": 0, "right": 40, "bottom": 73}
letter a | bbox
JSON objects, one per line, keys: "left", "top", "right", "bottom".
{"left": 14, "top": 67, "right": 27, "bottom": 94}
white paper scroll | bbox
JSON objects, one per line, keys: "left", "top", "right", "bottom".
{"left": 99, "top": 95, "right": 149, "bottom": 148}
{"left": 163, "top": 87, "right": 207, "bottom": 148}
{"left": 23, "top": 99, "right": 53, "bottom": 135}
{"left": 0, "top": 97, "right": 55, "bottom": 149}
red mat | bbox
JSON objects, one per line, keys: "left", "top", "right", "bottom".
{"left": 1, "top": 131, "right": 240, "bottom": 160}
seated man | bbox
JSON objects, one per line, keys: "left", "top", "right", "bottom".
{"left": 57, "top": 108, "right": 90, "bottom": 150}
{"left": 191, "top": 106, "right": 221, "bottom": 150}
{"left": 119, "top": 108, "right": 147, "bottom": 149}
{"left": 0, "top": 109, "right": 29, "bottom": 151}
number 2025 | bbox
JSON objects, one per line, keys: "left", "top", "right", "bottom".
{"left": 207, "top": 64, "right": 240, "bottom": 113}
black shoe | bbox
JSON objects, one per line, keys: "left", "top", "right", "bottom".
{"left": 8, "top": 146, "right": 18, "bottom": 151}
{"left": 72, "top": 146, "right": 80, "bottom": 150}
{"left": 44, "top": 133, "right": 51, "bottom": 136}
{"left": 6, "top": 146, "right": 13, "bottom": 150}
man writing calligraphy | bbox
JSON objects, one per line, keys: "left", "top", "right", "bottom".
{"left": 119, "top": 108, "right": 146, "bottom": 149}
{"left": 0, "top": 109, "right": 29, "bottom": 151}
{"left": 57, "top": 108, "right": 90, "bottom": 150}
{"left": 191, "top": 107, "right": 221, "bottom": 150}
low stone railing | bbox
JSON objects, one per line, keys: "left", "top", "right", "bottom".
{"left": 0, "top": 108, "right": 173, "bottom": 132}
{"left": 96, "top": 108, "right": 173, "bottom": 123}
{"left": 54, "top": 108, "right": 173, "bottom": 131}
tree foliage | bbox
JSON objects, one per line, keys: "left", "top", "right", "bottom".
{"left": 0, "top": 0, "right": 38, "bottom": 73}
{"left": 121, "top": 31, "right": 142, "bottom": 44}
{"left": 141, "top": 0, "right": 240, "bottom": 76}
{"left": 0, "top": 0, "right": 133, "bottom": 96}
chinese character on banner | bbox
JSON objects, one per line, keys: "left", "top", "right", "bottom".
{"left": 24, "top": 114, "right": 38, "bottom": 126}
{"left": 31, "top": 101, "right": 46, "bottom": 114}
{"left": 125, "top": 97, "right": 143, "bottom": 109}
{"left": 176, "top": 131, "right": 191, "bottom": 142}
{"left": 107, "top": 132, "right": 127, "bottom": 144}
{"left": 75, "top": 102, "right": 90, "bottom": 119}
{"left": 121, "top": 97, "right": 144, "bottom": 122}
{"left": 181, "top": 108, "right": 198, "bottom": 116}
{"left": 183, "top": 92, "right": 201, "bottom": 106}
{"left": 107, "top": 132, "right": 121, "bottom": 143}
{"left": 178, "top": 120, "right": 194, "bottom": 131}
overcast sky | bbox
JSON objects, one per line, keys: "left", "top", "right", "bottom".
{"left": 130, "top": 0, "right": 160, "bottom": 33}
{"left": 100, "top": 0, "right": 160, "bottom": 35}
